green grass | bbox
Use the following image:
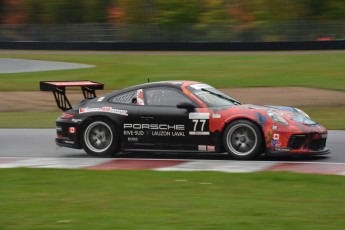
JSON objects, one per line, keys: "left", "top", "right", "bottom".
{"left": 1, "top": 107, "right": 344, "bottom": 129}
{"left": 303, "top": 107, "right": 345, "bottom": 130}
{"left": 0, "top": 169, "right": 344, "bottom": 230}
{"left": 0, "top": 52, "right": 344, "bottom": 129}
{"left": 0, "top": 112, "right": 60, "bottom": 128}
{"left": 0, "top": 53, "right": 344, "bottom": 91}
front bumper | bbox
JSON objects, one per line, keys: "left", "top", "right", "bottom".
{"left": 265, "top": 147, "right": 331, "bottom": 156}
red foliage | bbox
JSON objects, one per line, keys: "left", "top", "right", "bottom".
{"left": 106, "top": 6, "right": 126, "bottom": 24}
{"left": 2, "top": 0, "right": 26, "bottom": 24}
{"left": 228, "top": 4, "right": 256, "bottom": 31}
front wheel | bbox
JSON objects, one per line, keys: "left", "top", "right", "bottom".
{"left": 81, "top": 119, "right": 119, "bottom": 157}
{"left": 223, "top": 120, "right": 263, "bottom": 160}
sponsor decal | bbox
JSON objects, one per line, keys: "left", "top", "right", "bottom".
{"left": 152, "top": 131, "right": 185, "bottom": 137}
{"left": 152, "top": 131, "right": 171, "bottom": 136}
{"left": 124, "top": 130, "right": 144, "bottom": 136}
{"left": 274, "top": 147, "right": 291, "bottom": 152}
{"left": 198, "top": 145, "right": 207, "bottom": 151}
{"left": 97, "top": 97, "right": 105, "bottom": 102}
{"left": 272, "top": 125, "right": 278, "bottom": 130}
{"left": 128, "top": 137, "right": 138, "bottom": 142}
{"left": 313, "top": 133, "right": 328, "bottom": 139}
{"left": 68, "top": 127, "right": 76, "bottom": 134}
{"left": 256, "top": 112, "right": 267, "bottom": 125}
{"left": 271, "top": 139, "right": 282, "bottom": 148}
{"left": 79, "top": 107, "right": 128, "bottom": 116}
{"left": 207, "top": 145, "right": 215, "bottom": 152}
{"left": 56, "top": 126, "right": 62, "bottom": 131}
{"left": 189, "top": 131, "right": 210, "bottom": 135}
{"left": 72, "top": 118, "right": 83, "bottom": 123}
{"left": 190, "top": 84, "right": 212, "bottom": 90}
{"left": 273, "top": 133, "right": 279, "bottom": 140}
{"left": 63, "top": 140, "right": 75, "bottom": 144}
{"left": 212, "top": 114, "right": 221, "bottom": 119}
{"left": 124, "top": 123, "right": 185, "bottom": 137}
{"left": 189, "top": 112, "right": 210, "bottom": 120}
{"left": 124, "top": 124, "right": 184, "bottom": 131}
{"left": 137, "top": 89, "right": 145, "bottom": 105}
{"left": 169, "top": 81, "right": 183, "bottom": 85}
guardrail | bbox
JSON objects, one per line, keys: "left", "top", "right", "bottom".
{"left": 0, "top": 41, "right": 344, "bottom": 51}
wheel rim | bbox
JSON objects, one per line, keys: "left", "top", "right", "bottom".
{"left": 84, "top": 121, "right": 113, "bottom": 153}
{"left": 226, "top": 123, "right": 257, "bottom": 156}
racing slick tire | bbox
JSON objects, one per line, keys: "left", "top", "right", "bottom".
{"left": 223, "top": 120, "right": 263, "bottom": 160}
{"left": 81, "top": 119, "right": 120, "bottom": 157}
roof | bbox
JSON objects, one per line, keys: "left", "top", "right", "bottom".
{"left": 116, "top": 80, "right": 200, "bottom": 92}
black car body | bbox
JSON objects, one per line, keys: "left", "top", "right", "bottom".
{"left": 40, "top": 80, "right": 330, "bottom": 160}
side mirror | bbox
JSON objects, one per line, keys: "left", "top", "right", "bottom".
{"left": 177, "top": 102, "right": 195, "bottom": 111}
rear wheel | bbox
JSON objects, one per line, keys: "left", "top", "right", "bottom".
{"left": 223, "top": 120, "right": 263, "bottom": 160}
{"left": 81, "top": 119, "right": 119, "bottom": 157}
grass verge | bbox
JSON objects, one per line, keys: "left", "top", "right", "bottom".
{"left": 0, "top": 112, "right": 60, "bottom": 128}
{"left": 0, "top": 53, "right": 344, "bottom": 91}
{"left": 1, "top": 107, "right": 344, "bottom": 129}
{"left": 0, "top": 169, "right": 344, "bottom": 230}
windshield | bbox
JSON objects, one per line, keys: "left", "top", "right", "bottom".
{"left": 187, "top": 84, "right": 241, "bottom": 107}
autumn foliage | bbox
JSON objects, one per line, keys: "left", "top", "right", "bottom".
{"left": 0, "top": 0, "right": 344, "bottom": 25}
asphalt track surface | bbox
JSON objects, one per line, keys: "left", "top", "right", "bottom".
{"left": 0, "top": 129, "right": 344, "bottom": 163}
{"left": 0, "top": 58, "right": 93, "bottom": 73}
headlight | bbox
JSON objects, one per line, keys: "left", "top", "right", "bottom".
{"left": 291, "top": 116, "right": 317, "bottom": 125}
{"left": 294, "top": 108, "right": 310, "bottom": 118}
{"left": 266, "top": 110, "right": 289, "bottom": 126}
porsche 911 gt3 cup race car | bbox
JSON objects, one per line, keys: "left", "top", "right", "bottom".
{"left": 40, "top": 80, "right": 330, "bottom": 160}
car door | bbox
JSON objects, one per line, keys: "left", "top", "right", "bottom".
{"left": 108, "top": 89, "right": 143, "bottom": 150}
{"left": 136, "top": 86, "right": 198, "bottom": 151}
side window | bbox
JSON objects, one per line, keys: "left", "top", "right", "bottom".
{"left": 145, "top": 88, "right": 191, "bottom": 106}
{"left": 110, "top": 91, "right": 136, "bottom": 104}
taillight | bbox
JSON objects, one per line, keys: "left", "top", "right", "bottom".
{"left": 60, "top": 112, "right": 74, "bottom": 119}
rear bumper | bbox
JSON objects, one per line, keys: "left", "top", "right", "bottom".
{"left": 56, "top": 138, "right": 82, "bottom": 149}
{"left": 56, "top": 118, "right": 83, "bottom": 149}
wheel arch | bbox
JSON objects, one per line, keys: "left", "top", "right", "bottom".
{"left": 79, "top": 115, "right": 122, "bottom": 148}
{"left": 221, "top": 117, "right": 266, "bottom": 152}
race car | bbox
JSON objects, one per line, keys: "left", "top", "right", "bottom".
{"left": 40, "top": 80, "right": 330, "bottom": 160}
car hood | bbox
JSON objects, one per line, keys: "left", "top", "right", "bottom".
{"left": 210, "top": 104, "right": 318, "bottom": 126}
{"left": 237, "top": 104, "right": 318, "bottom": 125}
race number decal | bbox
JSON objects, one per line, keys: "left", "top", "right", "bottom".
{"left": 189, "top": 113, "right": 210, "bottom": 135}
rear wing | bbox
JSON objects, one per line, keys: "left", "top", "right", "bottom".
{"left": 40, "top": 81, "right": 104, "bottom": 111}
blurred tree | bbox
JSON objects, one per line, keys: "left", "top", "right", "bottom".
{"left": 228, "top": 0, "right": 258, "bottom": 41}
{"left": 0, "top": 0, "right": 5, "bottom": 23}
{"left": 107, "top": 6, "right": 126, "bottom": 23}
{"left": 1, "top": 0, "right": 27, "bottom": 24}
{"left": 153, "top": 0, "right": 202, "bottom": 41}
{"left": 52, "top": 0, "right": 84, "bottom": 24}
{"left": 326, "top": 0, "right": 345, "bottom": 20}
{"left": 250, "top": 0, "right": 305, "bottom": 22}
{"left": 23, "top": 0, "right": 113, "bottom": 24}
{"left": 119, "top": 0, "right": 155, "bottom": 23}
{"left": 2, "top": 0, "right": 344, "bottom": 25}
{"left": 154, "top": 0, "right": 201, "bottom": 26}
{"left": 83, "top": 0, "right": 112, "bottom": 23}
{"left": 198, "top": 0, "right": 229, "bottom": 23}
{"left": 24, "top": 0, "right": 46, "bottom": 24}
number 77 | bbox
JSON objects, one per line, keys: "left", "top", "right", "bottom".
{"left": 192, "top": 119, "right": 206, "bottom": 131}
